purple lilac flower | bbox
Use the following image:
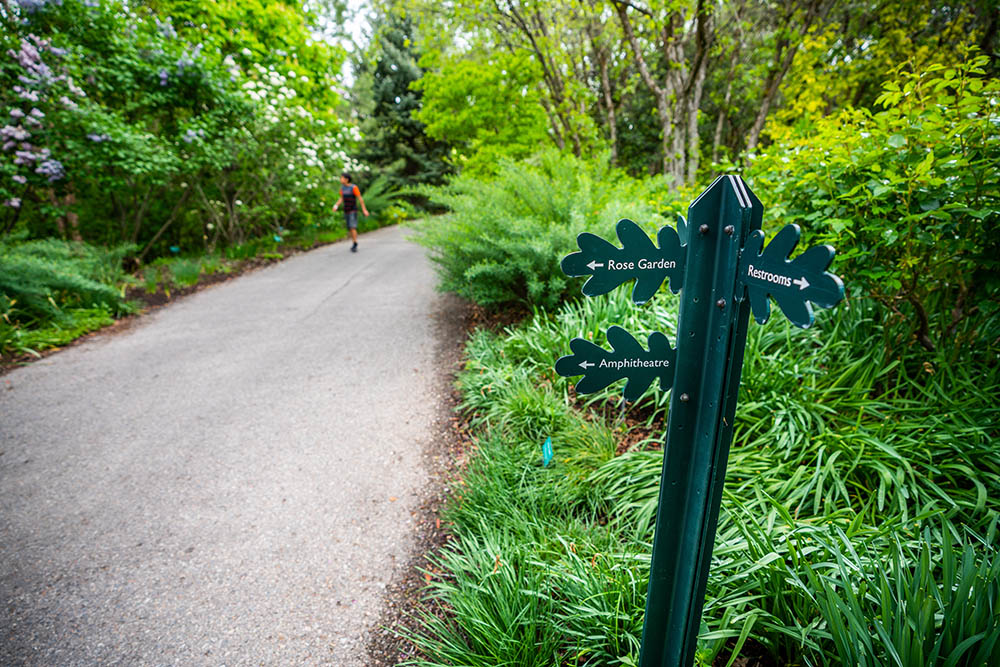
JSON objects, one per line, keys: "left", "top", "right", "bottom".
{"left": 3, "top": 198, "right": 21, "bottom": 209}
{"left": 13, "top": 174, "right": 27, "bottom": 184}
{"left": 155, "top": 18, "right": 177, "bottom": 39}
{"left": 13, "top": 87, "right": 40, "bottom": 103}
{"left": 50, "top": 47, "right": 68, "bottom": 57}
{"left": 1, "top": 126, "right": 30, "bottom": 141}
{"left": 11, "top": 39, "right": 54, "bottom": 84}
{"left": 2, "top": 141, "right": 15, "bottom": 152}
{"left": 10, "top": 109, "right": 25, "bottom": 119}
{"left": 87, "top": 133, "right": 110, "bottom": 142}
{"left": 14, "top": 150, "right": 37, "bottom": 165}
{"left": 83, "top": 0, "right": 98, "bottom": 6}
{"left": 59, "top": 96, "right": 78, "bottom": 110}
{"left": 29, "top": 108, "right": 44, "bottom": 119}
{"left": 182, "top": 129, "right": 198, "bottom": 143}
{"left": 159, "top": 69, "right": 169, "bottom": 86}
{"left": 35, "top": 158, "right": 64, "bottom": 182}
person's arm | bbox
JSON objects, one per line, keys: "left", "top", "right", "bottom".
{"left": 355, "top": 185, "right": 369, "bottom": 216}
{"left": 332, "top": 191, "right": 344, "bottom": 212}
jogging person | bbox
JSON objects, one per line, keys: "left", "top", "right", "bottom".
{"left": 332, "top": 172, "right": 369, "bottom": 252}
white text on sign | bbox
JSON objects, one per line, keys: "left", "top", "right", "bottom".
{"left": 747, "top": 264, "right": 793, "bottom": 288}
{"left": 605, "top": 258, "right": 679, "bottom": 271}
{"left": 599, "top": 358, "right": 671, "bottom": 369}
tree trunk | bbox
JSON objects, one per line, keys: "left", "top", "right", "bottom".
{"left": 746, "top": 0, "right": 830, "bottom": 152}
{"left": 615, "top": 0, "right": 712, "bottom": 184}
{"left": 598, "top": 48, "right": 619, "bottom": 165}
{"left": 712, "top": 49, "right": 739, "bottom": 164}
{"left": 686, "top": 53, "right": 708, "bottom": 184}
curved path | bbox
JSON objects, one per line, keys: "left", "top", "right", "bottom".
{"left": 0, "top": 225, "right": 451, "bottom": 665}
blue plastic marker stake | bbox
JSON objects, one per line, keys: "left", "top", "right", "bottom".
{"left": 542, "top": 437, "right": 554, "bottom": 467}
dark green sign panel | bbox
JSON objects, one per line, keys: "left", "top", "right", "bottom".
{"left": 555, "top": 174, "right": 844, "bottom": 667}
{"left": 561, "top": 218, "right": 686, "bottom": 304}
{"left": 555, "top": 326, "right": 676, "bottom": 402}
{"left": 739, "top": 223, "right": 845, "bottom": 328}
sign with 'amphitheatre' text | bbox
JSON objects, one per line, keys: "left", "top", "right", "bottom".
{"left": 554, "top": 175, "right": 844, "bottom": 667}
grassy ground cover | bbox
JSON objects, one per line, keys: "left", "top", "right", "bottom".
{"left": 404, "top": 288, "right": 1000, "bottom": 666}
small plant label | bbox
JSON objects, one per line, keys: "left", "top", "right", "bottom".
{"left": 555, "top": 175, "right": 844, "bottom": 667}
{"left": 541, "top": 436, "right": 554, "bottom": 467}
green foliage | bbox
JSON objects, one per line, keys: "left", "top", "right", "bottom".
{"left": 805, "top": 522, "right": 1000, "bottom": 666}
{"left": 355, "top": 12, "right": 451, "bottom": 194}
{"left": 412, "top": 151, "right": 685, "bottom": 310}
{"left": 748, "top": 53, "right": 1000, "bottom": 351}
{"left": 354, "top": 174, "right": 404, "bottom": 229}
{"left": 0, "top": 237, "right": 133, "bottom": 356}
{"left": 1, "top": 0, "right": 360, "bottom": 258}
{"left": 0, "top": 237, "right": 132, "bottom": 323}
{"left": 413, "top": 50, "right": 551, "bottom": 176}
{"left": 0, "top": 306, "right": 114, "bottom": 358}
{"left": 407, "top": 280, "right": 999, "bottom": 665}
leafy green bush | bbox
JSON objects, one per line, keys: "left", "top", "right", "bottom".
{"left": 412, "top": 150, "right": 684, "bottom": 310}
{"left": 355, "top": 175, "right": 405, "bottom": 229}
{"left": 747, "top": 53, "right": 1000, "bottom": 351}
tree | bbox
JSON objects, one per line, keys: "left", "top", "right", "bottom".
{"left": 611, "top": 0, "right": 713, "bottom": 184}
{"left": 355, "top": 12, "right": 451, "bottom": 192}
{"left": 413, "top": 50, "right": 551, "bottom": 175}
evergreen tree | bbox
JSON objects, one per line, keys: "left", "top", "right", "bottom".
{"left": 355, "top": 13, "right": 451, "bottom": 195}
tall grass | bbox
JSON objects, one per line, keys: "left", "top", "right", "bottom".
{"left": 405, "top": 285, "right": 1000, "bottom": 666}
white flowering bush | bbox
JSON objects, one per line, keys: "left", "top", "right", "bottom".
{"left": 0, "top": 0, "right": 366, "bottom": 254}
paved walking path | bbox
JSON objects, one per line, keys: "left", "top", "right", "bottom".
{"left": 1, "top": 225, "right": 448, "bottom": 665}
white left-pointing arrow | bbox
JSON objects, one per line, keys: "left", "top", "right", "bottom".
{"left": 793, "top": 276, "right": 810, "bottom": 290}
{"left": 587, "top": 260, "right": 604, "bottom": 270}
{"left": 579, "top": 360, "right": 595, "bottom": 369}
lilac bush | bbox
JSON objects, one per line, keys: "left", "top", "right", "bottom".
{"left": 1, "top": 0, "right": 364, "bottom": 252}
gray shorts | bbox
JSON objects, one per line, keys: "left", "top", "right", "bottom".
{"left": 344, "top": 210, "right": 358, "bottom": 230}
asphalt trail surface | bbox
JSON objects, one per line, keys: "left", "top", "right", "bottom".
{"left": 1, "top": 225, "right": 449, "bottom": 665}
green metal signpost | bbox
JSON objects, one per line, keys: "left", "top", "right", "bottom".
{"left": 556, "top": 175, "right": 844, "bottom": 667}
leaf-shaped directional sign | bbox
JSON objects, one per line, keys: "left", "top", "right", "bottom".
{"left": 738, "top": 223, "right": 845, "bottom": 328}
{"left": 555, "top": 325, "right": 676, "bottom": 402}
{"left": 561, "top": 219, "right": 685, "bottom": 304}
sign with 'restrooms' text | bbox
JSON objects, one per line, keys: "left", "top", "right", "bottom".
{"left": 556, "top": 175, "right": 844, "bottom": 667}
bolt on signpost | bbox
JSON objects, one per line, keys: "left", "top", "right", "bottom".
{"left": 555, "top": 176, "right": 844, "bottom": 667}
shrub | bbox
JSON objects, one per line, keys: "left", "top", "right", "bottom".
{"left": 412, "top": 150, "right": 685, "bottom": 311}
{"left": 408, "top": 280, "right": 999, "bottom": 666}
{"left": 747, "top": 53, "right": 1000, "bottom": 352}
{"left": 0, "top": 237, "right": 132, "bottom": 327}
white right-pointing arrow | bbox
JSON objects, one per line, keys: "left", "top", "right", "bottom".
{"left": 579, "top": 360, "right": 595, "bottom": 370}
{"left": 587, "top": 260, "right": 604, "bottom": 271}
{"left": 793, "top": 276, "right": 810, "bottom": 290}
